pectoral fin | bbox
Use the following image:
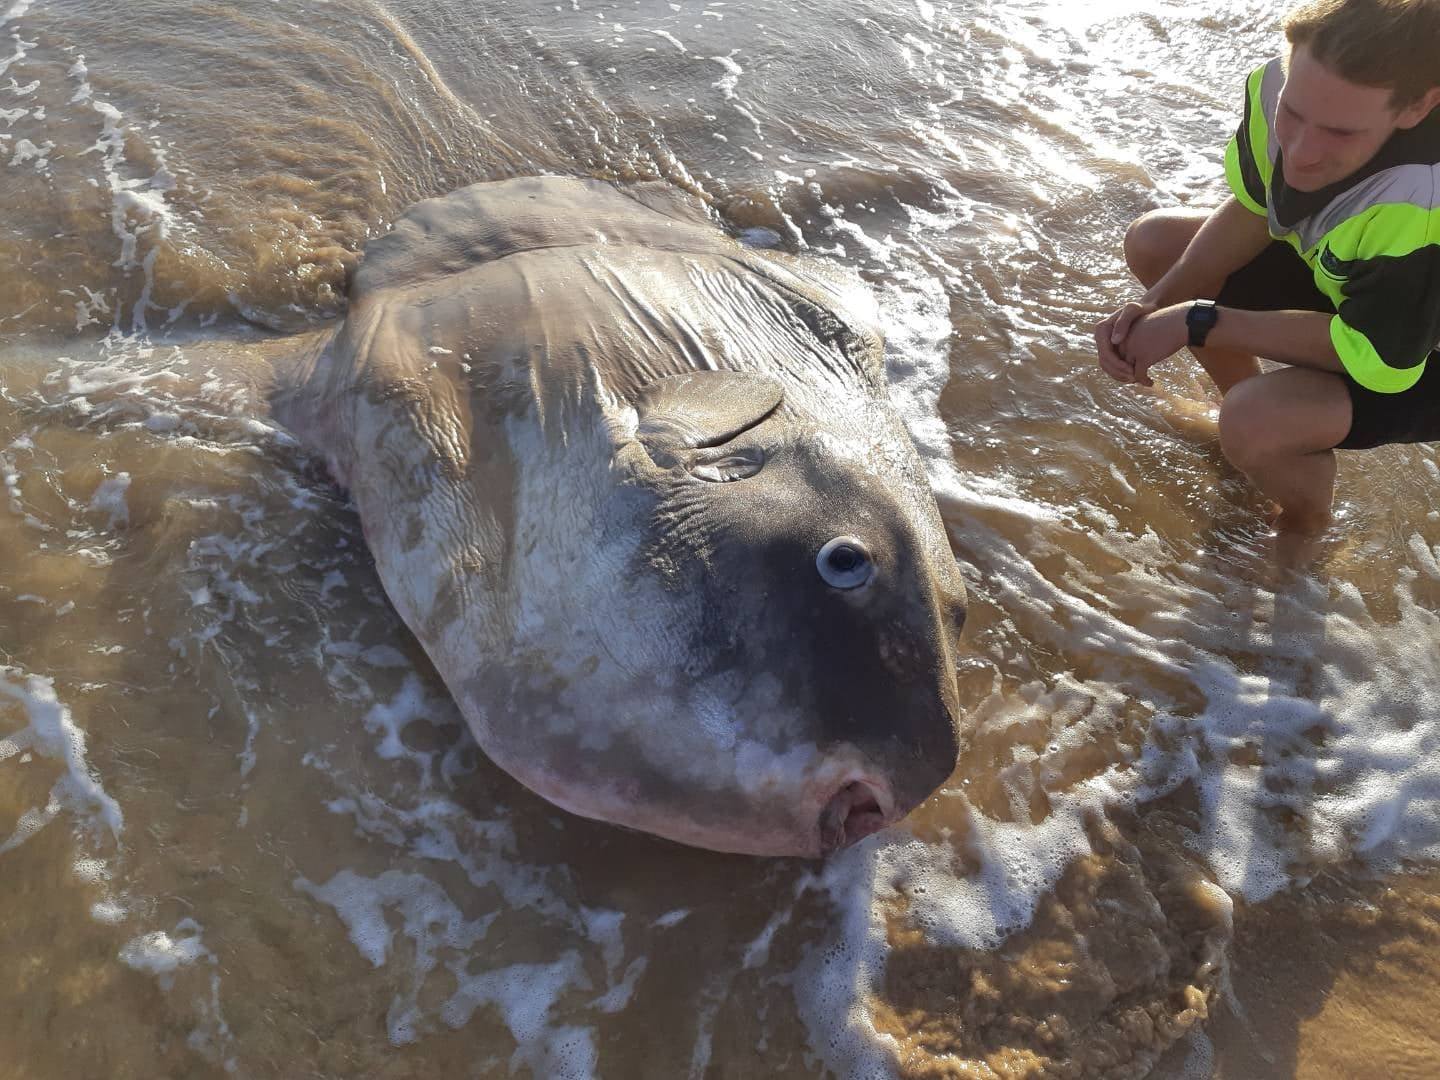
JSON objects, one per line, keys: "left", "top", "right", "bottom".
{"left": 633, "top": 371, "right": 783, "bottom": 469}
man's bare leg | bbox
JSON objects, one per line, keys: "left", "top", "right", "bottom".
{"left": 1217, "top": 366, "right": 1352, "bottom": 535}
{"left": 1123, "top": 208, "right": 1262, "bottom": 394}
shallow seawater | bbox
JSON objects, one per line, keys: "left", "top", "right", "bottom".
{"left": 3, "top": 1, "right": 1440, "bottom": 1077}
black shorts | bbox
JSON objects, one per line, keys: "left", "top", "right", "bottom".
{"left": 1216, "top": 241, "right": 1440, "bottom": 450}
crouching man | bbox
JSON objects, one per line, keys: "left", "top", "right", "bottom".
{"left": 1095, "top": 0, "right": 1440, "bottom": 535}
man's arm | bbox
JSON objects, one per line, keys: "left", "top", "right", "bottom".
{"left": 1123, "top": 209, "right": 1440, "bottom": 388}
{"left": 1138, "top": 196, "right": 1272, "bottom": 308}
{"left": 1197, "top": 308, "right": 1340, "bottom": 370}
{"left": 1119, "top": 305, "right": 1341, "bottom": 387}
{"left": 1096, "top": 197, "right": 1273, "bottom": 381}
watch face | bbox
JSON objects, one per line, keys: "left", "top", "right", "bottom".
{"left": 1186, "top": 302, "right": 1217, "bottom": 345}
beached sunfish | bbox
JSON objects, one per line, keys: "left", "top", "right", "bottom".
{"left": 275, "top": 176, "right": 968, "bottom": 857}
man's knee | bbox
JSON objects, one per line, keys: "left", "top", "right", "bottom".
{"left": 1218, "top": 373, "right": 1348, "bottom": 470}
{"left": 1122, "top": 210, "right": 1199, "bottom": 288}
{"left": 1218, "top": 379, "right": 1280, "bottom": 471}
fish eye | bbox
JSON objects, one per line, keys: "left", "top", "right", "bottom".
{"left": 817, "top": 536, "right": 874, "bottom": 590}
{"left": 691, "top": 447, "right": 765, "bottom": 482}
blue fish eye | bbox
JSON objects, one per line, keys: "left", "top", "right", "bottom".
{"left": 817, "top": 536, "right": 874, "bottom": 590}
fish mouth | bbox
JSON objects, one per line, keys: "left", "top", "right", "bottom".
{"left": 818, "top": 779, "right": 893, "bottom": 856}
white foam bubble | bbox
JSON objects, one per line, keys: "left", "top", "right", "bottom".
{"left": 7, "top": 135, "right": 51, "bottom": 170}
{"left": 709, "top": 52, "right": 741, "bottom": 98}
{"left": 305, "top": 860, "right": 598, "bottom": 1069}
{"left": 186, "top": 972, "right": 238, "bottom": 1073}
{"left": 298, "top": 726, "right": 661, "bottom": 1054}
{"left": 590, "top": 956, "right": 646, "bottom": 1014}
{"left": 359, "top": 673, "right": 451, "bottom": 783}
{"left": 686, "top": 975, "right": 731, "bottom": 1078}
{"left": 301, "top": 868, "right": 492, "bottom": 966}
{"left": 1, "top": 1, "right": 35, "bottom": 27}
{"left": 69, "top": 59, "right": 186, "bottom": 333}
{"left": 119, "top": 918, "right": 212, "bottom": 978}
{"left": 0, "top": 665, "right": 128, "bottom": 927}
{"left": 91, "top": 899, "right": 128, "bottom": 924}
{"left": 0, "top": 35, "right": 28, "bottom": 80}
{"left": 443, "top": 957, "right": 597, "bottom": 1079}
{"left": 741, "top": 904, "right": 795, "bottom": 970}
{"left": 579, "top": 906, "right": 626, "bottom": 985}
{"left": 0, "top": 665, "right": 124, "bottom": 853}
{"left": 118, "top": 918, "right": 235, "bottom": 1067}
{"left": 297, "top": 868, "right": 498, "bottom": 1044}
{"left": 87, "top": 471, "right": 131, "bottom": 528}
{"left": 1175, "top": 1029, "right": 1216, "bottom": 1079}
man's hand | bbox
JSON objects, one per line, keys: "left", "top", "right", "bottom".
{"left": 1093, "top": 299, "right": 1156, "bottom": 382}
{"left": 1119, "top": 303, "right": 1189, "bottom": 387}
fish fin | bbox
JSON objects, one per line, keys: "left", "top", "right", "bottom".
{"left": 633, "top": 371, "right": 783, "bottom": 467}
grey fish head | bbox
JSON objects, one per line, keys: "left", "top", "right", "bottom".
{"left": 460, "top": 370, "right": 967, "bottom": 859}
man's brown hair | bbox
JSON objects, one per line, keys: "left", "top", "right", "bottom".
{"left": 1284, "top": 0, "right": 1440, "bottom": 107}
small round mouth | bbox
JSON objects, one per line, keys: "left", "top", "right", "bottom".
{"left": 818, "top": 780, "right": 889, "bottom": 855}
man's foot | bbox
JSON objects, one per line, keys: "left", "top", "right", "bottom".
{"left": 1139, "top": 386, "right": 1221, "bottom": 440}
{"left": 1272, "top": 506, "right": 1333, "bottom": 535}
{"left": 1268, "top": 503, "right": 1336, "bottom": 571}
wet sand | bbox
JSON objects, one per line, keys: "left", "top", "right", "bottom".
{"left": 1154, "top": 867, "right": 1440, "bottom": 1080}
{"left": 4, "top": 0, "right": 1440, "bottom": 1076}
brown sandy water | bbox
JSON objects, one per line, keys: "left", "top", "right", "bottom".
{"left": 1191, "top": 867, "right": 1440, "bottom": 1079}
{"left": 3, "top": 1, "right": 1440, "bottom": 1077}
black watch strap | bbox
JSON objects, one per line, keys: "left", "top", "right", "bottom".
{"left": 1186, "top": 300, "right": 1219, "bottom": 348}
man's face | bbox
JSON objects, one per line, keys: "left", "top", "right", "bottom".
{"left": 1275, "top": 43, "right": 1435, "bottom": 192}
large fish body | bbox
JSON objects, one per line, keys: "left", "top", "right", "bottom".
{"left": 277, "top": 176, "right": 968, "bottom": 857}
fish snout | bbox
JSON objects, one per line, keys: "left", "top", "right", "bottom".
{"left": 815, "top": 692, "right": 961, "bottom": 856}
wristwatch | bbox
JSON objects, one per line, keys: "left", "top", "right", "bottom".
{"left": 1186, "top": 300, "right": 1219, "bottom": 348}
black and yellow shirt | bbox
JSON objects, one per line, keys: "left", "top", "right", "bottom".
{"left": 1225, "top": 57, "right": 1440, "bottom": 393}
